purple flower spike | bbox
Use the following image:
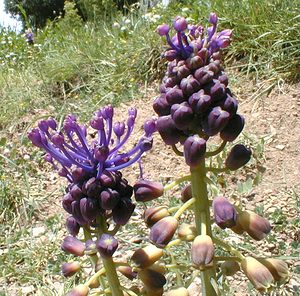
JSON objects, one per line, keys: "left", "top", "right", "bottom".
{"left": 96, "top": 234, "right": 118, "bottom": 258}
{"left": 213, "top": 196, "right": 237, "bottom": 229}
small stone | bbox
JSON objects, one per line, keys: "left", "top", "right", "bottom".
{"left": 32, "top": 226, "right": 46, "bottom": 237}
{"left": 275, "top": 144, "right": 285, "bottom": 150}
{"left": 22, "top": 285, "right": 35, "bottom": 295}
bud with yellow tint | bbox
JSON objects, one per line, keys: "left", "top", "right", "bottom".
{"left": 144, "top": 206, "right": 170, "bottom": 227}
{"left": 258, "top": 258, "right": 289, "bottom": 282}
{"left": 191, "top": 235, "right": 214, "bottom": 270}
{"left": 131, "top": 244, "right": 163, "bottom": 269}
{"left": 178, "top": 223, "right": 196, "bottom": 241}
{"left": 66, "top": 284, "right": 89, "bottom": 296}
{"left": 241, "top": 257, "right": 274, "bottom": 292}
{"left": 164, "top": 287, "right": 190, "bottom": 296}
{"left": 238, "top": 211, "right": 271, "bottom": 240}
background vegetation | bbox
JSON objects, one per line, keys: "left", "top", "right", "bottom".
{"left": 0, "top": 0, "right": 299, "bottom": 295}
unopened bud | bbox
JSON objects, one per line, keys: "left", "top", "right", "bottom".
{"left": 117, "top": 266, "right": 138, "bottom": 280}
{"left": 131, "top": 244, "right": 163, "bottom": 269}
{"left": 138, "top": 268, "right": 166, "bottom": 291}
{"left": 134, "top": 180, "right": 164, "bottom": 202}
{"left": 66, "top": 284, "right": 89, "bottom": 296}
{"left": 96, "top": 234, "right": 118, "bottom": 258}
{"left": 241, "top": 257, "right": 274, "bottom": 292}
{"left": 238, "top": 211, "right": 271, "bottom": 240}
{"left": 150, "top": 217, "right": 178, "bottom": 248}
{"left": 144, "top": 206, "right": 170, "bottom": 227}
{"left": 164, "top": 287, "right": 190, "bottom": 296}
{"left": 191, "top": 235, "right": 214, "bottom": 270}
{"left": 66, "top": 216, "right": 80, "bottom": 236}
{"left": 181, "top": 184, "right": 193, "bottom": 202}
{"left": 220, "top": 260, "right": 240, "bottom": 276}
{"left": 183, "top": 135, "right": 206, "bottom": 167}
{"left": 61, "top": 236, "right": 85, "bottom": 256}
{"left": 220, "top": 114, "right": 245, "bottom": 142}
{"left": 225, "top": 144, "right": 251, "bottom": 170}
{"left": 178, "top": 223, "right": 196, "bottom": 241}
{"left": 61, "top": 261, "right": 81, "bottom": 277}
{"left": 258, "top": 258, "right": 289, "bottom": 282}
{"left": 212, "top": 196, "right": 237, "bottom": 229}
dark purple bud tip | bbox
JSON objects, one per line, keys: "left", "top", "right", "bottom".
{"left": 225, "top": 144, "right": 252, "bottom": 170}
{"left": 61, "top": 236, "right": 85, "bottom": 256}
{"left": 173, "top": 16, "right": 188, "bottom": 31}
{"left": 153, "top": 94, "right": 171, "bottom": 116}
{"left": 203, "top": 107, "right": 230, "bottom": 136}
{"left": 66, "top": 216, "right": 80, "bottom": 236}
{"left": 220, "top": 114, "right": 245, "bottom": 142}
{"left": 80, "top": 197, "right": 99, "bottom": 222}
{"left": 28, "top": 128, "right": 44, "bottom": 148}
{"left": 212, "top": 196, "right": 237, "bottom": 229}
{"left": 96, "top": 233, "right": 118, "bottom": 258}
{"left": 184, "top": 135, "right": 207, "bottom": 168}
{"left": 134, "top": 180, "right": 164, "bottom": 202}
{"left": 61, "top": 261, "right": 81, "bottom": 277}
{"left": 166, "top": 88, "right": 184, "bottom": 105}
{"left": 94, "top": 145, "right": 109, "bottom": 162}
{"left": 238, "top": 210, "right": 271, "bottom": 241}
{"left": 138, "top": 268, "right": 167, "bottom": 290}
{"left": 209, "top": 12, "right": 218, "bottom": 25}
{"left": 90, "top": 116, "right": 104, "bottom": 130}
{"left": 171, "top": 103, "right": 194, "bottom": 130}
{"left": 150, "top": 216, "right": 178, "bottom": 248}
{"left": 113, "top": 121, "right": 125, "bottom": 137}
{"left": 100, "top": 188, "right": 120, "bottom": 210}
{"left": 191, "top": 235, "right": 214, "bottom": 270}
{"left": 144, "top": 119, "right": 157, "bottom": 136}
{"left": 157, "top": 24, "right": 170, "bottom": 36}
{"left": 66, "top": 284, "right": 89, "bottom": 296}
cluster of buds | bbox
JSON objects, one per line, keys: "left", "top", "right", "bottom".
{"left": 155, "top": 14, "right": 249, "bottom": 168}
{"left": 28, "top": 105, "right": 157, "bottom": 294}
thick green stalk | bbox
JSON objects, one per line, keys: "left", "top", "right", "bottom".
{"left": 190, "top": 158, "right": 217, "bottom": 296}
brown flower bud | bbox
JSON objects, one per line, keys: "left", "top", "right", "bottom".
{"left": 181, "top": 184, "right": 192, "bottom": 202}
{"left": 220, "top": 260, "right": 240, "bottom": 276}
{"left": 150, "top": 217, "right": 178, "bottom": 248}
{"left": 144, "top": 206, "right": 170, "bottom": 227}
{"left": 191, "top": 235, "right": 214, "bottom": 270}
{"left": 131, "top": 244, "right": 163, "bottom": 269}
{"left": 258, "top": 258, "right": 289, "bottom": 282}
{"left": 134, "top": 180, "right": 164, "bottom": 202}
{"left": 164, "top": 287, "right": 190, "bottom": 296}
{"left": 66, "top": 284, "right": 89, "bottom": 296}
{"left": 61, "top": 261, "right": 81, "bottom": 277}
{"left": 88, "top": 277, "right": 100, "bottom": 288}
{"left": 238, "top": 211, "right": 271, "bottom": 240}
{"left": 138, "top": 268, "right": 166, "bottom": 291}
{"left": 241, "top": 257, "right": 274, "bottom": 292}
{"left": 178, "top": 223, "right": 196, "bottom": 241}
{"left": 117, "top": 266, "right": 138, "bottom": 281}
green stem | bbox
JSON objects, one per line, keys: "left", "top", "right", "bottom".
{"left": 190, "top": 159, "right": 217, "bottom": 296}
{"left": 98, "top": 218, "right": 124, "bottom": 296}
{"left": 164, "top": 175, "right": 191, "bottom": 191}
{"left": 173, "top": 197, "right": 195, "bottom": 219}
{"left": 205, "top": 141, "right": 227, "bottom": 157}
{"left": 213, "top": 237, "right": 244, "bottom": 260}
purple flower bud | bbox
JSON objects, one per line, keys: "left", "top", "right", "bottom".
{"left": 90, "top": 116, "right": 104, "bottom": 130}
{"left": 173, "top": 16, "right": 188, "bottom": 31}
{"left": 66, "top": 216, "right": 80, "bottom": 236}
{"left": 63, "top": 114, "right": 77, "bottom": 132}
{"left": 100, "top": 188, "right": 120, "bottom": 210}
{"left": 165, "top": 88, "right": 185, "bottom": 105}
{"left": 128, "top": 107, "right": 137, "bottom": 118}
{"left": 180, "top": 75, "right": 201, "bottom": 96}
{"left": 134, "top": 180, "right": 164, "bottom": 202}
{"left": 238, "top": 210, "right": 271, "bottom": 241}
{"left": 144, "top": 119, "right": 157, "bottom": 136}
{"left": 47, "top": 118, "right": 57, "bottom": 130}
{"left": 164, "top": 49, "right": 179, "bottom": 61}
{"left": 58, "top": 168, "right": 69, "bottom": 178}
{"left": 210, "top": 80, "right": 226, "bottom": 101}
{"left": 150, "top": 216, "right": 178, "bottom": 248}
{"left": 220, "top": 114, "right": 245, "bottom": 142}
{"left": 191, "top": 235, "right": 214, "bottom": 270}
{"left": 153, "top": 94, "right": 171, "bottom": 116}
{"left": 157, "top": 24, "right": 170, "bottom": 36}
{"left": 258, "top": 258, "right": 289, "bottom": 282}
{"left": 209, "top": 12, "right": 218, "bottom": 25}
{"left": 94, "top": 145, "right": 109, "bottom": 162}
{"left": 62, "top": 193, "right": 75, "bottom": 214}
{"left": 70, "top": 184, "right": 84, "bottom": 200}
{"left": 202, "top": 106, "right": 230, "bottom": 136}
{"left": 71, "top": 200, "right": 88, "bottom": 225}
{"left": 96, "top": 234, "right": 118, "bottom": 258}
{"left": 170, "top": 102, "right": 194, "bottom": 130}
{"left": 183, "top": 135, "right": 206, "bottom": 167}
{"left": 101, "top": 105, "right": 114, "bottom": 119}
{"left": 212, "top": 196, "right": 237, "bottom": 229}
{"left": 188, "top": 91, "right": 212, "bottom": 114}
{"left": 28, "top": 128, "right": 44, "bottom": 148}
{"left": 80, "top": 197, "right": 99, "bottom": 222}
{"left": 131, "top": 245, "right": 163, "bottom": 269}
{"left": 181, "top": 184, "right": 192, "bottom": 202}
{"left": 66, "top": 284, "right": 89, "bottom": 296}
{"left": 85, "top": 239, "right": 97, "bottom": 255}
{"left": 139, "top": 137, "right": 153, "bottom": 152}
{"left": 61, "top": 261, "right": 81, "bottom": 277}
{"left": 38, "top": 120, "right": 49, "bottom": 132}
{"left": 51, "top": 133, "right": 65, "bottom": 147}
{"left": 117, "top": 266, "right": 137, "bottom": 280}
{"left": 115, "top": 178, "right": 133, "bottom": 198}
{"left": 99, "top": 170, "right": 116, "bottom": 188}
{"left": 61, "top": 236, "right": 85, "bottom": 256}
{"left": 186, "top": 55, "right": 204, "bottom": 70}
{"left": 113, "top": 121, "right": 125, "bottom": 137}
{"left": 112, "top": 198, "right": 135, "bottom": 225}
{"left": 219, "top": 95, "right": 238, "bottom": 116}
{"left": 44, "top": 153, "right": 53, "bottom": 163}
{"left": 156, "top": 115, "right": 183, "bottom": 145}
{"left": 225, "top": 144, "right": 251, "bottom": 170}
{"left": 217, "top": 74, "right": 229, "bottom": 86}
{"left": 194, "top": 68, "right": 214, "bottom": 85}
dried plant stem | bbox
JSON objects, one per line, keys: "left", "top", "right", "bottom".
{"left": 191, "top": 159, "right": 217, "bottom": 296}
